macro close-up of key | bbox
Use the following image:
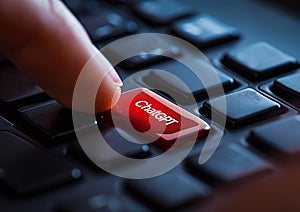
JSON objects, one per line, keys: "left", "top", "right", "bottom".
{"left": 111, "top": 88, "right": 210, "bottom": 149}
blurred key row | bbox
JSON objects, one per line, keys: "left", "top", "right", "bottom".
{"left": 0, "top": 129, "right": 279, "bottom": 210}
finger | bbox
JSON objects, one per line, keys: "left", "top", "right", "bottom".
{"left": 0, "top": 0, "right": 122, "bottom": 113}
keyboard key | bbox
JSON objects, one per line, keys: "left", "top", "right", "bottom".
{"left": 54, "top": 194, "right": 125, "bottom": 212}
{"left": 102, "top": 33, "right": 181, "bottom": 70}
{"left": 248, "top": 116, "right": 300, "bottom": 155}
{"left": 186, "top": 144, "right": 270, "bottom": 183}
{"left": 63, "top": 0, "right": 104, "bottom": 16}
{"left": 19, "top": 101, "right": 94, "bottom": 140}
{"left": 63, "top": 0, "right": 87, "bottom": 15}
{"left": 68, "top": 127, "right": 151, "bottom": 166}
{"left": 107, "top": 0, "right": 140, "bottom": 5}
{"left": 120, "top": 46, "right": 180, "bottom": 70}
{"left": 125, "top": 173, "right": 211, "bottom": 210}
{"left": 222, "top": 42, "right": 298, "bottom": 81}
{"left": 133, "top": 0, "right": 195, "bottom": 25}
{"left": 142, "top": 66, "right": 236, "bottom": 101}
{"left": 0, "top": 131, "right": 81, "bottom": 195}
{"left": 101, "top": 34, "right": 180, "bottom": 70}
{"left": 201, "top": 88, "right": 282, "bottom": 128}
{"left": 80, "top": 13, "right": 138, "bottom": 42}
{"left": 0, "top": 64, "right": 43, "bottom": 104}
{"left": 111, "top": 88, "right": 210, "bottom": 149}
{"left": 102, "top": 127, "right": 151, "bottom": 158}
{"left": 272, "top": 72, "right": 300, "bottom": 108}
{"left": 172, "top": 14, "right": 239, "bottom": 48}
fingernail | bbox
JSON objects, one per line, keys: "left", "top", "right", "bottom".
{"left": 109, "top": 69, "right": 123, "bottom": 87}
{"left": 111, "top": 86, "right": 121, "bottom": 107}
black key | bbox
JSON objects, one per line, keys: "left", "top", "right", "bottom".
{"left": 80, "top": 13, "right": 138, "bottom": 42}
{"left": 125, "top": 173, "right": 211, "bottom": 210}
{"left": 102, "top": 35, "right": 181, "bottom": 70}
{"left": 142, "top": 66, "right": 236, "bottom": 101}
{"left": 186, "top": 144, "right": 270, "bottom": 183}
{"left": 68, "top": 127, "right": 151, "bottom": 165}
{"left": 272, "top": 72, "right": 300, "bottom": 108}
{"left": 134, "top": 0, "right": 195, "bottom": 25}
{"left": 63, "top": 0, "right": 104, "bottom": 16}
{"left": 63, "top": 0, "right": 87, "bottom": 15}
{"left": 201, "top": 88, "right": 282, "bottom": 128}
{"left": 107, "top": 0, "right": 141, "bottom": 6}
{"left": 172, "top": 14, "right": 239, "bottom": 48}
{"left": 222, "top": 42, "right": 298, "bottom": 81}
{"left": 0, "top": 64, "right": 43, "bottom": 104}
{"left": 0, "top": 131, "right": 81, "bottom": 195}
{"left": 55, "top": 194, "right": 125, "bottom": 212}
{"left": 248, "top": 116, "right": 300, "bottom": 155}
{"left": 103, "top": 127, "right": 151, "bottom": 158}
{"left": 120, "top": 46, "right": 180, "bottom": 70}
{"left": 19, "top": 100, "right": 94, "bottom": 140}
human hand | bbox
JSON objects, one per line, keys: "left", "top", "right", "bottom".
{"left": 0, "top": 0, "right": 123, "bottom": 113}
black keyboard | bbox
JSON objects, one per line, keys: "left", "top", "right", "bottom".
{"left": 1, "top": 0, "right": 300, "bottom": 211}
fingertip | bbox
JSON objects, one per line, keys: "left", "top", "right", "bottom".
{"left": 111, "top": 86, "right": 122, "bottom": 107}
{"left": 94, "top": 69, "right": 122, "bottom": 113}
{"left": 109, "top": 69, "right": 123, "bottom": 87}
{"left": 94, "top": 85, "right": 122, "bottom": 113}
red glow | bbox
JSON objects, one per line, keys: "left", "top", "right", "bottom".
{"left": 111, "top": 88, "right": 210, "bottom": 149}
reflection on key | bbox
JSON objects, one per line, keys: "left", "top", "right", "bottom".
{"left": 172, "top": 14, "right": 239, "bottom": 48}
{"left": 80, "top": 13, "right": 138, "bottom": 42}
{"left": 272, "top": 72, "right": 300, "bottom": 108}
{"left": 111, "top": 88, "right": 210, "bottom": 149}
{"left": 102, "top": 34, "right": 181, "bottom": 70}
{"left": 134, "top": 0, "right": 195, "bottom": 25}
{"left": 120, "top": 46, "right": 180, "bottom": 70}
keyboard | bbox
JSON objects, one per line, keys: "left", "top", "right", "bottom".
{"left": 1, "top": 0, "right": 300, "bottom": 211}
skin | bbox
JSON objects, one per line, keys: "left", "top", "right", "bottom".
{"left": 0, "top": 0, "right": 122, "bottom": 113}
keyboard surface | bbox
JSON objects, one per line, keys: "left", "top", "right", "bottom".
{"left": 1, "top": 0, "right": 300, "bottom": 211}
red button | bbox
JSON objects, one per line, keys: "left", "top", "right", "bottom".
{"left": 111, "top": 88, "right": 210, "bottom": 149}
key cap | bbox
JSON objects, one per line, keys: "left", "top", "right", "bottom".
{"left": 107, "top": 0, "right": 141, "bottom": 5}
{"left": 54, "top": 194, "right": 125, "bottom": 212}
{"left": 68, "top": 127, "right": 151, "bottom": 167}
{"left": 0, "top": 64, "right": 43, "bottom": 104}
{"left": 62, "top": 0, "right": 87, "bottom": 15}
{"left": 142, "top": 66, "right": 236, "bottom": 101}
{"left": 133, "top": 0, "right": 195, "bottom": 25}
{"left": 248, "top": 116, "right": 300, "bottom": 155}
{"left": 0, "top": 131, "right": 81, "bottom": 195}
{"left": 102, "top": 127, "right": 151, "bottom": 158}
{"left": 125, "top": 173, "right": 211, "bottom": 210}
{"left": 186, "top": 144, "right": 270, "bottom": 183}
{"left": 201, "top": 88, "right": 282, "bottom": 128}
{"left": 19, "top": 100, "right": 94, "bottom": 140}
{"left": 119, "top": 46, "right": 180, "bottom": 70}
{"left": 68, "top": 142, "right": 151, "bottom": 172}
{"left": 222, "top": 42, "right": 298, "bottom": 81}
{"left": 272, "top": 72, "right": 300, "bottom": 108}
{"left": 102, "top": 34, "right": 181, "bottom": 70}
{"left": 172, "top": 14, "right": 239, "bottom": 48}
{"left": 80, "top": 13, "right": 138, "bottom": 42}
{"left": 111, "top": 88, "right": 210, "bottom": 149}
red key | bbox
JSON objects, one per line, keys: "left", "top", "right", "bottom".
{"left": 111, "top": 88, "right": 210, "bottom": 149}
